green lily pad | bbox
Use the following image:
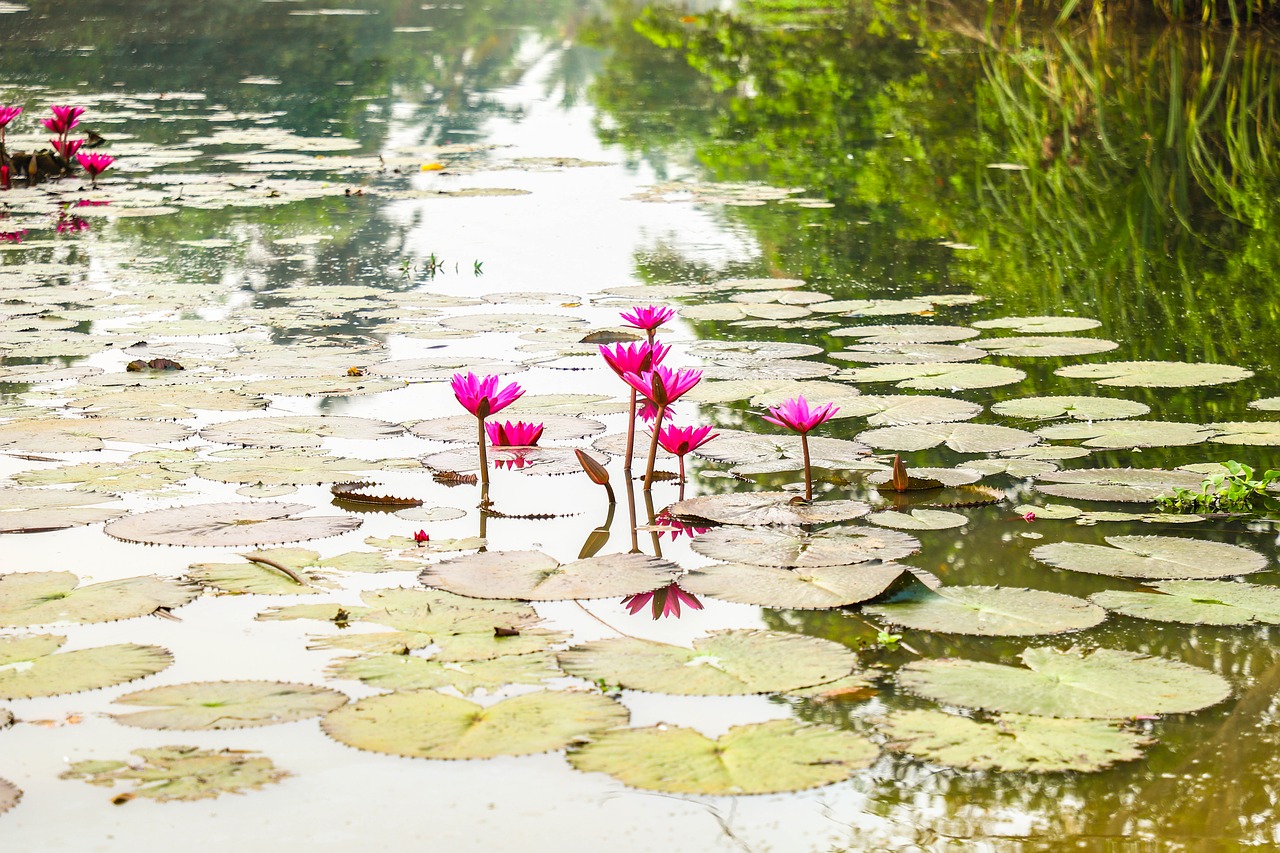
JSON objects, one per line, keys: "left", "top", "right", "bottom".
{"left": 831, "top": 324, "right": 978, "bottom": 344}
{"left": 1033, "top": 468, "right": 1207, "bottom": 502}
{"left": 679, "top": 562, "right": 926, "bottom": 609}
{"left": 422, "top": 446, "right": 604, "bottom": 476}
{"left": 0, "top": 488, "right": 126, "bottom": 534}
{"left": 830, "top": 343, "right": 986, "bottom": 365}
{"left": 1248, "top": 397, "right": 1280, "bottom": 412}
{"left": 321, "top": 689, "right": 628, "bottom": 759}
{"left": 240, "top": 376, "right": 407, "bottom": 397}
{"left": 1207, "top": 422, "right": 1280, "bottom": 446}
{"left": 13, "top": 462, "right": 190, "bottom": 493}
{"left": 420, "top": 550, "right": 679, "bottom": 601}
{"left": 366, "top": 357, "right": 525, "bottom": 381}
{"left": 828, "top": 395, "right": 983, "bottom": 426}
{"left": 972, "top": 336, "right": 1117, "bottom": 357}
{"left": 0, "top": 417, "right": 191, "bottom": 453}
{"left": 992, "top": 396, "right": 1149, "bottom": 421}
{"left": 1035, "top": 421, "right": 1212, "bottom": 449}
{"left": 1090, "top": 581, "right": 1280, "bottom": 625}
{"left": 690, "top": 525, "right": 919, "bottom": 567}
{"left": 866, "top": 509, "right": 968, "bottom": 530}
{"left": 0, "top": 634, "right": 172, "bottom": 699}
{"left": 199, "top": 415, "right": 404, "bottom": 448}
{"left": 667, "top": 492, "right": 871, "bottom": 526}
{"left": 113, "top": 681, "right": 348, "bottom": 729}
{"left": 192, "top": 452, "right": 391, "bottom": 486}
{"left": 882, "top": 710, "right": 1149, "bottom": 772}
{"left": 686, "top": 340, "right": 824, "bottom": 360}
{"left": 693, "top": 431, "right": 873, "bottom": 475}
{"left": 972, "top": 316, "right": 1101, "bottom": 333}
{"left": 60, "top": 746, "right": 288, "bottom": 802}
{"left": 559, "top": 629, "right": 855, "bottom": 695}
{"left": 700, "top": 359, "right": 836, "bottom": 382}
{"left": 0, "top": 572, "right": 198, "bottom": 626}
{"left": 897, "top": 646, "right": 1230, "bottom": 718}
{"left": 1014, "top": 504, "right": 1082, "bottom": 520}
{"left": 1031, "top": 535, "right": 1267, "bottom": 580}
{"left": 1055, "top": 361, "right": 1253, "bottom": 388}
{"left": 327, "top": 652, "right": 561, "bottom": 695}
{"left": 568, "top": 720, "right": 877, "bottom": 795}
{"left": 858, "top": 423, "right": 1039, "bottom": 454}
{"left": 864, "top": 585, "right": 1105, "bottom": 636}
{"left": 105, "top": 502, "right": 362, "bottom": 547}
{"left": 840, "top": 363, "right": 1025, "bottom": 391}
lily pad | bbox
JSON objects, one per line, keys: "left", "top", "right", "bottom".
{"left": 1035, "top": 421, "right": 1212, "bottom": 449}
{"left": 831, "top": 344, "right": 986, "bottom": 364}
{"left": 366, "top": 357, "right": 525, "bottom": 381}
{"left": 199, "top": 415, "right": 404, "bottom": 448}
{"left": 420, "top": 550, "right": 680, "bottom": 601}
{"left": 327, "top": 652, "right": 561, "bottom": 695}
{"left": 421, "top": 446, "right": 605, "bottom": 476}
{"left": 0, "top": 488, "right": 127, "bottom": 533}
{"left": 992, "top": 396, "right": 1149, "bottom": 421}
{"left": 972, "top": 316, "right": 1101, "bottom": 333}
{"left": 60, "top": 746, "right": 288, "bottom": 802}
{"left": 897, "top": 646, "right": 1230, "bottom": 718}
{"left": 882, "top": 710, "right": 1148, "bottom": 772}
{"left": 14, "top": 462, "right": 190, "bottom": 493}
{"left": 192, "top": 452, "right": 390, "bottom": 486}
{"left": 679, "top": 562, "right": 925, "bottom": 609}
{"left": 827, "top": 395, "right": 983, "bottom": 426}
{"left": 972, "top": 336, "right": 1117, "bottom": 357}
{"left": 568, "top": 720, "right": 877, "bottom": 795}
{"left": 667, "top": 492, "right": 871, "bottom": 526}
{"left": 408, "top": 414, "right": 604, "bottom": 443}
{"left": 240, "top": 376, "right": 407, "bottom": 397}
{"left": 1031, "top": 535, "right": 1267, "bottom": 580}
{"left": 321, "top": 689, "right": 627, "bottom": 759}
{"left": 831, "top": 325, "right": 978, "bottom": 344}
{"left": 690, "top": 525, "right": 919, "bottom": 567}
{"left": 1207, "top": 422, "right": 1280, "bottom": 446}
{"left": 864, "top": 585, "right": 1105, "bottom": 636}
{"left": 866, "top": 509, "right": 968, "bottom": 530}
{"left": 693, "top": 431, "right": 872, "bottom": 474}
{"left": 106, "top": 502, "right": 362, "bottom": 547}
{"left": 858, "top": 423, "right": 1039, "bottom": 454}
{"left": 840, "top": 363, "right": 1025, "bottom": 391}
{"left": 1055, "top": 361, "right": 1253, "bottom": 388}
{"left": 1033, "top": 468, "right": 1208, "bottom": 502}
{"left": 0, "top": 417, "right": 191, "bottom": 452}
{"left": 559, "top": 630, "right": 855, "bottom": 695}
{"left": 0, "top": 572, "right": 198, "bottom": 626}
{"left": 112, "top": 681, "right": 348, "bottom": 729}
{"left": 1090, "top": 581, "right": 1280, "bottom": 625}
{"left": 686, "top": 340, "right": 824, "bottom": 360}
{"left": 0, "top": 634, "right": 172, "bottom": 699}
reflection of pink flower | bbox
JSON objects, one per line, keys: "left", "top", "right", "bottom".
{"left": 0, "top": 105, "right": 22, "bottom": 129}
{"left": 0, "top": 230, "right": 25, "bottom": 243}
{"left": 77, "top": 199, "right": 110, "bottom": 207}
{"left": 619, "top": 305, "right": 675, "bottom": 332}
{"left": 653, "top": 510, "right": 710, "bottom": 541}
{"left": 493, "top": 448, "right": 536, "bottom": 470}
{"left": 450, "top": 372, "right": 523, "bottom": 418}
{"left": 51, "top": 138, "right": 85, "bottom": 161}
{"left": 413, "top": 529, "right": 430, "bottom": 545}
{"left": 485, "top": 420, "right": 543, "bottom": 447}
{"left": 56, "top": 216, "right": 90, "bottom": 234}
{"left": 622, "top": 582, "right": 703, "bottom": 620}
{"left": 761, "top": 396, "right": 839, "bottom": 434}
{"left": 621, "top": 366, "right": 702, "bottom": 408}
{"left": 599, "top": 340, "right": 669, "bottom": 377}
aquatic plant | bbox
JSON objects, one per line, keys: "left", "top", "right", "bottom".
{"left": 761, "top": 396, "right": 838, "bottom": 501}
{"left": 655, "top": 423, "right": 717, "bottom": 484}
{"left": 450, "top": 372, "right": 524, "bottom": 491}
{"left": 76, "top": 152, "right": 114, "bottom": 188}
{"left": 621, "top": 365, "right": 704, "bottom": 489}
{"left": 620, "top": 304, "right": 675, "bottom": 335}
{"left": 1158, "top": 461, "right": 1280, "bottom": 513}
{"left": 622, "top": 582, "right": 704, "bottom": 620}
{"left": 485, "top": 420, "right": 545, "bottom": 447}
{"left": 600, "top": 334, "right": 670, "bottom": 470}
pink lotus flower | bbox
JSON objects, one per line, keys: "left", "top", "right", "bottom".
{"left": 1022, "top": 511, "right": 1036, "bottom": 523}
{"left": 621, "top": 366, "right": 703, "bottom": 408}
{"left": 413, "top": 529, "right": 430, "bottom": 545}
{"left": 598, "top": 340, "right": 669, "bottom": 377}
{"left": 485, "top": 420, "right": 544, "bottom": 447}
{"left": 76, "top": 152, "right": 114, "bottom": 185}
{"left": 51, "top": 138, "right": 85, "bottom": 161}
{"left": 762, "top": 396, "right": 839, "bottom": 434}
{"left": 622, "top": 583, "right": 704, "bottom": 620}
{"left": 0, "top": 165, "right": 8, "bottom": 191}
{"left": 0, "top": 106, "right": 22, "bottom": 128}
{"left": 620, "top": 305, "right": 675, "bottom": 332}
{"left": 0, "top": 230, "right": 25, "bottom": 243}
{"left": 656, "top": 423, "right": 717, "bottom": 484}
{"left": 56, "top": 215, "right": 90, "bottom": 234}
{"left": 42, "top": 105, "right": 85, "bottom": 135}
{"left": 450, "top": 372, "right": 523, "bottom": 418}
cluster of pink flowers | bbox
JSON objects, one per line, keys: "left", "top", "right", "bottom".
{"left": 0, "top": 104, "right": 116, "bottom": 190}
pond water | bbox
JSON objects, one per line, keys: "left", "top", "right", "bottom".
{"left": 2, "top": 1, "right": 1280, "bottom": 850}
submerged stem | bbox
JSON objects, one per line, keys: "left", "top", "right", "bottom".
{"left": 801, "top": 431, "right": 812, "bottom": 501}
{"left": 643, "top": 404, "right": 667, "bottom": 491}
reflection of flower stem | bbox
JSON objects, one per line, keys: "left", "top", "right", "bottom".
{"left": 476, "top": 416, "right": 490, "bottom": 491}
{"left": 801, "top": 432, "right": 812, "bottom": 501}
{"left": 642, "top": 404, "right": 666, "bottom": 491}
{"left": 643, "top": 488, "right": 662, "bottom": 559}
{"left": 624, "top": 468, "right": 640, "bottom": 554}
{"left": 478, "top": 483, "right": 489, "bottom": 551}
{"left": 624, "top": 389, "right": 637, "bottom": 473}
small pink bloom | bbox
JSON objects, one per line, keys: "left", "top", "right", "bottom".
{"left": 77, "top": 199, "right": 110, "bottom": 207}
{"left": 598, "top": 340, "right": 669, "bottom": 377}
{"left": 413, "top": 529, "right": 430, "bottom": 545}
{"left": 621, "top": 365, "right": 702, "bottom": 408}
{"left": 0, "top": 165, "right": 8, "bottom": 190}
{"left": 51, "top": 137, "right": 85, "bottom": 161}
{"left": 450, "top": 372, "right": 524, "bottom": 419}
{"left": 761, "top": 396, "right": 839, "bottom": 434}
{"left": 56, "top": 216, "right": 91, "bottom": 234}
{"left": 43, "top": 105, "right": 85, "bottom": 135}
{"left": 0, "top": 105, "right": 22, "bottom": 128}
{"left": 621, "top": 582, "right": 703, "bottom": 620}
{"left": 656, "top": 424, "right": 717, "bottom": 457}
{"left": 1022, "top": 511, "right": 1036, "bottom": 523}
{"left": 619, "top": 305, "right": 675, "bottom": 332}
{"left": 0, "top": 230, "right": 25, "bottom": 243}
{"left": 485, "top": 420, "right": 544, "bottom": 447}
{"left": 75, "top": 152, "right": 114, "bottom": 179}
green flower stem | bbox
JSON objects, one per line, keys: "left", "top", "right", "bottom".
{"left": 801, "top": 432, "right": 812, "bottom": 501}
{"left": 642, "top": 404, "right": 667, "bottom": 491}
{"left": 477, "top": 416, "right": 490, "bottom": 490}
{"left": 623, "top": 389, "right": 637, "bottom": 473}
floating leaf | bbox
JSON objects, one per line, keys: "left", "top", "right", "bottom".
{"left": 192, "top": 452, "right": 390, "bottom": 486}
{"left": 113, "top": 681, "right": 347, "bottom": 729}
{"left": 882, "top": 710, "right": 1148, "bottom": 772}
{"left": 327, "top": 652, "right": 561, "bottom": 695}
{"left": 0, "top": 572, "right": 198, "bottom": 626}
{"left": 14, "top": 462, "right": 189, "bottom": 493}
{"left": 1032, "top": 535, "right": 1266, "bottom": 579}
{"left": 972, "top": 316, "right": 1102, "bottom": 333}
{"left": 559, "top": 630, "right": 855, "bottom": 695}
{"left": 409, "top": 414, "right": 604, "bottom": 443}
{"left": 691, "top": 525, "right": 919, "bottom": 567}
{"left": 420, "top": 551, "right": 680, "bottom": 601}
{"left": 898, "top": 646, "right": 1230, "bottom": 718}
{"left": 1055, "top": 361, "right": 1253, "bottom": 388}
{"left": 700, "top": 359, "right": 836, "bottom": 381}
{"left": 866, "top": 509, "right": 968, "bottom": 530}
{"left": 1207, "top": 422, "right": 1280, "bottom": 446}
{"left": 240, "top": 376, "right": 407, "bottom": 397}
{"left": 0, "top": 488, "right": 126, "bottom": 533}
{"left": 831, "top": 344, "right": 986, "bottom": 364}
{"left": 106, "top": 502, "right": 361, "bottom": 547}
{"left": 200, "top": 415, "right": 404, "bottom": 448}
{"left": 60, "top": 746, "right": 288, "bottom": 802}
{"left": 679, "top": 562, "right": 925, "bottom": 609}
{"left": 826, "top": 394, "right": 983, "bottom": 426}
{"left": 867, "top": 466, "right": 982, "bottom": 489}
{"left": 668, "top": 492, "right": 870, "bottom": 526}
{"left": 972, "top": 336, "right": 1117, "bottom": 357}
{"left": 841, "top": 363, "right": 1024, "bottom": 391}
{"left": 693, "top": 430, "right": 872, "bottom": 473}
{"left": 858, "top": 423, "right": 1039, "bottom": 454}
{"left": 321, "top": 690, "right": 627, "bottom": 759}
{"left": 864, "top": 585, "right": 1105, "bottom": 636}
{"left": 1014, "top": 503, "right": 1083, "bottom": 520}
{"left": 1249, "top": 397, "right": 1280, "bottom": 412}
{"left": 1090, "top": 581, "right": 1280, "bottom": 626}
{"left": 1033, "top": 468, "right": 1207, "bottom": 502}
{"left": 1036, "top": 421, "right": 1212, "bottom": 449}
{"left": 0, "top": 417, "right": 191, "bottom": 452}
{"left": 0, "top": 634, "right": 172, "bottom": 699}
{"left": 992, "top": 396, "right": 1149, "bottom": 421}
{"left": 422, "top": 446, "right": 605, "bottom": 476}
{"left": 831, "top": 324, "right": 978, "bottom": 344}
{"left": 686, "top": 340, "right": 824, "bottom": 360}
{"left": 568, "top": 720, "right": 877, "bottom": 795}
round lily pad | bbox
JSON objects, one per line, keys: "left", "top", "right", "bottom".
{"left": 1090, "top": 581, "right": 1280, "bottom": 625}
{"left": 679, "top": 562, "right": 925, "bottom": 609}
{"left": 569, "top": 720, "right": 877, "bottom": 795}
{"left": 866, "top": 509, "right": 968, "bottom": 530}
{"left": 686, "top": 340, "right": 824, "bottom": 360}
{"left": 864, "top": 585, "right": 1105, "bottom": 636}
{"left": 690, "top": 525, "right": 919, "bottom": 567}
{"left": 14, "top": 462, "right": 190, "bottom": 493}
{"left": 192, "top": 453, "right": 388, "bottom": 486}
{"left": 992, "top": 396, "right": 1149, "bottom": 421}
{"left": 60, "top": 746, "right": 288, "bottom": 802}
{"left": 1031, "top": 535, "right": 1267, "bottom": 580}
{"left": 897, "top": 646, "right": 1230, "bottom": 718}
{"left": 972, "top": 336, "right": 1117, "bottom": 357}
{"left": 420, "top": 551, "right": 679, "bottom": 601}
{"left": 321, "top": 689, "right": 627, "bottom": 759}
{"left": 972, "top": 316, "right": 1101, "bottom": 333}
{"left": 422, "top": 446, "right": 604, "bottom": 476}
{"left": 1033, "top": 468, "right": 1207, "bottom": 502}
{"left": 559, "top": 629, "right": 855, "bottom": 695}
{"left": 858, "top": 423, "right": 1039, "bottom": 454}
{"left": 830, "top": 343, "right": 986, "bottom": 364}
{"left": 831, "top": 325, "right": 978, "bottom": 344}
{"left": 200, "top": 415, "right": 404, "bottom": 448}
{"left": 1207, "top": 422, "right": 1280, "bottom": 446}
{"left": 105, "top": 502, "right": 362, "bottom": 547}
{"left": 0, "top": 572, "right": 198, "bottom": 626}
{"left": 327, "top": 652, "right": 561, "bottom": 695}
{"left": 112, "top": 681, "right": 348, "bottom": 729}
{"left": 0, "top": 488, "right": 126, "bottom": 533}
{"left": 1035, "top": 421, "right": 1212, "bottom": 449}
{"left": 693, "top": 431, "right": 872, "bottom": 474}
{"left": 667, "top": 492, "right": 870, "bottom": 526}
{"left": 366, "top": 357, "right": 525, "bottom": 381}
{"left": 883, "top": 710, "right": 1149, "bottom": 772}
{"left": 0, "top": 417, "right": 191, "bottom": 453}
{"left": 840, "top": 363, "right": 1025, "bottom": 391}
{"left": 1055, "top": 361, "right": 1253, "bottom": 388}
{"left": 0, "top": 634, "right": 173, "bottom": 699}
{"left": 829, "top": 395, "right": 983, "bottom": 426}
{"left": 408, "top": 414, "right": 604, "bottom": 443}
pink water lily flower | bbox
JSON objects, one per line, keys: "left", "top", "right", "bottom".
{"left": 413, "top": 529, "right": 430, "bottom": 545}
{"left": 51, "top": 138, "right": 85, "bottom": 161}
{"left": 485, "top": 420, "right": 544, "bottom": 447}
{"left": 0, "top": 105, "right": 22, "bottom": 128}
{"left": 622, "top": 583, "right": 704, "bottom": 620}
{"left": 42, "top": 105, "right": 85, "bottom": 135}
{"left": 0, "top": 230, "right": 25, "bottom": 243}
{"left": 620, "top": 305, "right": 675, "bottom": 332}
{"left": 621, "top": 365, "right": 703, "bottom": 408}
{"left": 76, "top": 152, "right": 114, "bottom": 188}
{"left": 762, "top": 396, "right": 839, "bottom": 434}
{"left": 598, "top": 340, "right": 669, "bottom": 377}
{"left": 656, "top": 423, "right": 717, "bottom": 484}
{"left": 450, "top": 372, "right": 524, "bottom": 418}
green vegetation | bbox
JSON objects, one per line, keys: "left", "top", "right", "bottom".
{"left": 1158, "top": 461, "right": 1280, "bottom": 512}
